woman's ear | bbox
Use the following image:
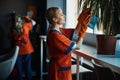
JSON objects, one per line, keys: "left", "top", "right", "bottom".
{"left": 53, "top": 18, "right": 58, "bottom": 23}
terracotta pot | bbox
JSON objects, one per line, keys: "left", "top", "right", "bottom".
{"left": 96, "top": 35, "right": 117, "bottom": 55}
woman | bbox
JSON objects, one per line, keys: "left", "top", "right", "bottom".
{"left": 46, "top": 7, "right": 92, "bottom": 80}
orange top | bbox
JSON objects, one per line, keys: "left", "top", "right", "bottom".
{"left": 15, "top": 22, "right": 34, "bottom": 55}
{"left": 47, "top": 30, "right": 75, "bottom": 80}
{"left": 60, "top": 28, "right": 74, "bottom": 40}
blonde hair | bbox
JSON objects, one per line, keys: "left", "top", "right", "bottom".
{"left": 46, "top": 7, "right": 60, "bottom": 24}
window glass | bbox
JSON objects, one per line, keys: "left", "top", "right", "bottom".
{"left": 65, "top": 0, "right": 103, "bottom": 34}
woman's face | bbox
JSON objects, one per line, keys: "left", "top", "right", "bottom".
{"left": 55, "top": 9, "right": 65, "bottom": 25}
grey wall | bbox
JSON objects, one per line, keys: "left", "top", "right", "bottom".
{"left": 83, "top": 33, "right": 97, "bottom": 47}
{"left": 46, "top": 0, "right": 66, "bottom": 29}
{"left": 47, "top": 0, "right": 66, "bottom": 14}
{"left": 0, "top": 0, "right": 27, "bottom": 49}
{"left": 0, "top": 0, "right": 36, "bottom": 49}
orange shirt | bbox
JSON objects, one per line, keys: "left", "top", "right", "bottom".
{"left": 47, "top": 29, "right": 75, "bottom": 80}
{"left": 15, "top": 22, "right": 34, "bottom": 55}
{"left": 60, "top": 28, "right": 74, "bottom": 40}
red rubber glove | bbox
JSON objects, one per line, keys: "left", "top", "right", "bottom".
{"left": 75, "top": 8, "right": 92, "bottom": 38}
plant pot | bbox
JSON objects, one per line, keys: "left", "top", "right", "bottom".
{"left": 96, "top": 35, "right": 117, "bottom": 55}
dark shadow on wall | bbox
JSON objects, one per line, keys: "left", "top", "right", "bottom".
{"left": 0, "top": 0, "right": 36, "bottom": 49}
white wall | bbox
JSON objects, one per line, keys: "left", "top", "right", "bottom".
{"left": 66, "top": 0, "right": 76, "bottom": 28}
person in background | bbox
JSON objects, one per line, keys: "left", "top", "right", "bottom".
{"left": 46, "top": 7, "right": 92, "bottom": 80}
{"left": 14, "top": 16, "right": 35, "bottom": 80}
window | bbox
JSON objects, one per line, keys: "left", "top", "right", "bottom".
{"left": 65, "top": 0, "right": 103, "bottom": 34}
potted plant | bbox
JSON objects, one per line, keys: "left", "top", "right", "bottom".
{"left": 78, "top": 0, "right": 120, "bottom": 54}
